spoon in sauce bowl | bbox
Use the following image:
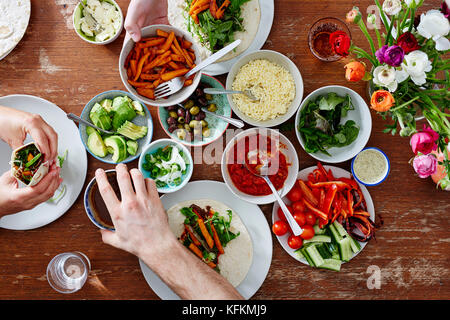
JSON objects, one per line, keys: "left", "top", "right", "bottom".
{"left": 244, "top": 150, "right": 303, "bottom": 237}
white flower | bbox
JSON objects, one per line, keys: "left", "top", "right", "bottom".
{"left": 401, "top": 50, "right": 432, "bottom": 86}
{"left": 382, "top": 0, "right": 402, "bottom": 16}
{"left": 417, "top": 10, "right": 450, "bottom": 51}
{"left": 404, "top": 0, "right": 420, "bottom": 8}
{"left": 373, "top": 65, "right": 399, "bottom": 92}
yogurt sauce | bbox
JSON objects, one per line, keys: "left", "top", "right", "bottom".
{"left": 353, "top": 149, "right": 388, "bottom": 184}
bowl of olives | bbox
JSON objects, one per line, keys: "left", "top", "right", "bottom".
{"left": 158, "top": 74, "right": 232, "bottom": 147}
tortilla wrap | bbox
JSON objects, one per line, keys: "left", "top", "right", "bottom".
{"left": 10, "top": 142, "right": 49, "bottom": 186}
{"left": 166, "top": 199, "right": 253, "bottom": 287}
{"left": 0, "top": 0, "right": 31, "bottom": 58}
{"left": 168, "top": 0, "right": 261, "bottom": 62}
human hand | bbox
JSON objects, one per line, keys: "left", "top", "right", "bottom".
{"left": 0, "top": 106, "right": 58, "bottom": 165}
{"left": 96, "top": 164, "right": 177, "bottom": 262}
{"left": 124, "top": 0, "right": 169, "bottom": 44}
{"left": 0, "top": 164, "right": 62, "bottom": 218}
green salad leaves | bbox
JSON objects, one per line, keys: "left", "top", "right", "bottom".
{"left": 186, "top": 0, "right": 250, "bottom": 53}
{"left": 298, "top": 92, "right": 360, "bottom": 156}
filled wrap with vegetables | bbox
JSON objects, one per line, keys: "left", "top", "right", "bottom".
{"left": 10, "top": 142, "right": 49, "bottom": 186}
{"left": 166, "top": 199, "right": 253, "bottom": 287}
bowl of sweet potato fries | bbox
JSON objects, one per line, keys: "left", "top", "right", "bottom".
{"left": 119, "top": 25, "right": 202, "bottom": 107}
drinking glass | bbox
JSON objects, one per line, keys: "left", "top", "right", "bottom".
{"left": 308, "top": 17, "right": 351, "bottom": 62}
{"left": 46, "top": 252, "right": 91, "bottom": 294}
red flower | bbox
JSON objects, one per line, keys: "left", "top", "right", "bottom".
{"left": 396, "top": 32, "right": 421, "bottom": 54}
{"left": 329, "top": 31, "right": 351, "bottom": 56}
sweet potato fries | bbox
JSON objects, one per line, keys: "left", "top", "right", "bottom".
{"left": 123, "top": 29, "right": 197, "bottom": 99}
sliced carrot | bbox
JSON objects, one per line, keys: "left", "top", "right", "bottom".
{"left": 210, "top": 222, "right": 224, "bottom": 254}
{"left": 160, "top": 68, "right": 189, "bottom": 82}
{"left": 140, "top": 73, "right": 160, "bottom": 81}
{"left": 160, "top": 31, "right": 175, "bottom": 52}
{"left": 188, "top": 243, "right": 203, "bottom": 259}
{"left": 136, "top": 87, "right": 155, "bottom": 99}
{"left": 129, "top": 60, "right": 137, "bottom": 77}
{"left": 185, "top": 225, "right": 202, "bottom": 247}
{"left": 127, "top": 79, "right": 153, "bottom": 88}
{"left": 197, "top": 218, "right": 214, "bottom": 249}
{"left": 134, "top": 52, "right": 151, "bottom": 81}
{"left": 156, "top": 29, "right": 169, "bottom": 37}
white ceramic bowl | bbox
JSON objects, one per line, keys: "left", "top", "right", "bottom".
{"left": 221, "top": 128, "right": 299, "bottom": 205}
{"left": 225, "top": 50, "right": 304, "bottom": 127}
{"left": 119, "top": 25, "right": 202, "bottom": 107}
{"left": 138, "top": 138, "right": 193, "bottom": 193}
{"left": 295, "top": 85, "right": 372, "bottom": 163}
{"left": 73, "top": 0, "right": 124, "bottom": 45}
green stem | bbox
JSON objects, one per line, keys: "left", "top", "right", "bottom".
{"left": 350, "top": 46, "right": 378, "bottom": 66}
{"left": 357, "top": 19, "right": 377, "bottom": 56}
{"left": 385, "top": 15, "right": 396, "bottom": 45}
{"left": 374, "top": 25, "right": 382, "bottom": 49}
{"left": 389, "top": 96, "right": 420, "bottom": 112}
{"left": 408, "top": 8, "right": 415, "bottom": 33}
{"left": 374, "top": 0, "right": 390, "bottom": 32}
{"left": 399, "top": 8, "right": 410, "bottom": 31}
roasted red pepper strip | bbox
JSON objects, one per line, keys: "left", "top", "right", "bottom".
{"left": 337, "top": 177, "right": 359, "bottom": 190}
{"left": 309, "top": 181, "right": 352, "bottom": 190}
{"left": 327, "top": 169, "right": 335, "bottom": 181}
{"left": 322, "top": 183, "right": 338, "bottom": 215}
{"left": 302, "top": 198, "right": 328, "bottom": 221}
{"left": 347, "top": 189, "right": 354, "bottom": 216}
{"left": 319, "top": 188, "right": 325, "bottom": 211}
{"left": 316, "top": 162, "right": 328, "bottom": 180}
{"left": 298, "top": 180, "right": 318, "bottom": 206}
{"left": 353, "top": 188, "right": 365, "bottom": 209}
{"left": 354, "top": 211, "right": 371, "bottom": 217}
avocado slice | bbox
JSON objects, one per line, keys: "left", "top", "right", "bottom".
{"left": 90, "top": 102, "right": 112, "bottom": 131}
{"left": 100, "top": 98, "right": 113, "bottom": 113}
{"left": 86, "top": 126, "right": 98, "bottom": 136}
{"left": 132, "top": 100, "right": 145, "bottom": 116}
{"left": 112, "top": 97, "right": 136, "bottom": 130}
{"left": 87, "top": 131, "right": 108, "bottom": 157}
{"left": 126, "top": 140, "right": 139, "bottom": 156}
{"left": 117, "top": 120, "right": 148, "bottom": 140}
{"left": 104, "top": 135, "right": 128, "bottom": 163}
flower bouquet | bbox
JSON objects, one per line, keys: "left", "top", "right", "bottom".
{"left": 340, "top": 0, "right": 450, "bottom": 190}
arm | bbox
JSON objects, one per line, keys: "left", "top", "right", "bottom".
{"left": 124, "top": 0, "right": 169, "bottom": 43}
{"left": 96, "top": 164, "right": 243, "bottom": 300}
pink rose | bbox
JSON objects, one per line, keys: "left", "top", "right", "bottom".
{"left": 410, "top": 125, "right": 439, "bottom": 155}
{"left": 413, "top": 154, "right": 438, "bottom": 178}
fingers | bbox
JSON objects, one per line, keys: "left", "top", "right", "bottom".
{"left": 124, "top": 4, "right": 142, "bottom": 43}
{"left": 145, "top": 177, "right": 159, "bottom": 201}
{"left": 115, "top": 164, "right": 135, "bottom": 199}
{"left": 130, "top": 168, "right": 147, "bottom": 198}
{"left": 26, "top": 114, "right": 58, "bottom": 163}
{"left": 18, "top": 166, "right": 62, "bottom": 207}
{"left": 95, "top": 168, "right": 120, "bottom": 215}
{"left": 100, "top": 229, "right": 117, "bottom": 247}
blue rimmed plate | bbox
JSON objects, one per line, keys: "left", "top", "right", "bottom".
{"left": 78, "top": 90, "right": 153, "bottom": 164}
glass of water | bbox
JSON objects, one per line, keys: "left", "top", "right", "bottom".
{"left": 47, "top": 252, "right": 91, "bottom": 294}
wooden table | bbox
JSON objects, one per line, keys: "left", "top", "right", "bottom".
{"left": 0, "top": 0, "right": 448, "bottom": 300}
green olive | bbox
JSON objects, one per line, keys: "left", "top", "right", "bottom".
{"left": 202, "top": 127, "right": 211, "bottom": 137}
{"left": 177, "top": 116, "right": 185, "bottom": 124}
{"left": 176, "top": 129, "right": 186, "bottom": 140}
{"left": 207, "top": 103, "right": 217, "bottom": 112}
{"left": 184, "top": 124, "right": 191, "bottom": 131}
{"left": 200, "top": 120, "right": 208, "bottom": 127}
{"left": 169, "top": 111, "right": 178, "bottom": 118}
{"left": 189, "top": 120, "right": 199, "bottom": 128}
{"left": 205, "top": 93, "right": 213, "bottom": 101}
{"left": 177, "top": 124, "right": 184, "bottom": 129}
{"left": 184, "top": 100, "right": 194, "bottom": 109}
{"left": 189, "top": 106, "right": 200, "bottom": 116}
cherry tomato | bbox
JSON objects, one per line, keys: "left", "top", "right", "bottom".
{"left": 272, "top": 220, "right": 289, "bottom": 236}
{"left": 277, "top": 205, "right": 293, "bottom": 222}
{"left": 293, "top": 211, "right": 306, "bottom": 226}
{"left": 286, "top": 186, "right": 302, "bottom": 202}
{"left": 291, "top": 200, "right": 305, "bottom": 212}
{"left": 287, "top": 235, "right": 303, "bottom": 249}
{"left": 305, "top": 212, "right": 317, "bottom": 226}
{"left": 300, "top": 225, "right": 315, "bottom": 240}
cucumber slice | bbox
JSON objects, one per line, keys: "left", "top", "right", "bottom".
{"left": 316, "top": 243, "right": 332, "bottom": 259}
{"left": 303, "top": 235, "right": 331, "bottom": 244}
{"left": 305, "top": 245, "right": 325, "bottom": 267}
{"left": 300, "top": 247, "right": 316, "bottom": 267}
{"left": 313, "top": 224, "right": 327, "bottom": 235}
{"left": 319, "top": 259, "right": 342, "bottom": 271}
{"left": 87, "top": 131, "right": 108, "bottom": 157}
{"left": 333, "top": 221, "right": 349, "bottom": 238}
{"left": 337, "top": 237, "right": 353, "bottom": 262}
{"left": 294, "top": 249, "right": 304, "bottom": 259}
{"left": 328, "top": 224, "right": 343, "bottom": 243}
{"left": 349, "top": 236, "right": 361, "bottom": 253}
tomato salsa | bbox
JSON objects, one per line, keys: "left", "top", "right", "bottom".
{"left": 227, "top": 134, "right": 290, "bottom": 196}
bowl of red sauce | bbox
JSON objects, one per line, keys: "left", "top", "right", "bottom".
{"left": 221, "top": 128, "right": 299, "bottom": 204}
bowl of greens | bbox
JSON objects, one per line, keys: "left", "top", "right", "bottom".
{"left": 138, "top": 139, "right": 193, "bottom": 193}
{"left": 295, "top": 85, "right": 372, "bottom": 163}
{"left": 79, "top": 90, "right": 153, "bottom": 164}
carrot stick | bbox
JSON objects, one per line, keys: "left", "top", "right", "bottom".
{"left": 139, "top": 38, "right": 165, "bottom": 48}
{"left": 192, "top": 4, "right": 209, "bottom": 15}
{"left": 155, "top": 56, "right": 172, "bottom": 67}
{"left": 160, "top": 31, "right": 175, "bottom": 52}
{"left": 188, "top": 243, "right": 203, "bottom": 259}
{"left": 207, "top": 261, "right": 217, "bottom": 268}
{"left": 128, "top": 79, "right": 153, "bottom": 88}
{"left": 170, "top": 54, "right": 185, "bottom": 62}
{"left": 185, "top": 225, "right": 202, "bottom": 247}
{"left": 156, "top": 29, "right": 169, "bottom": 37}
{"left": 129, "top": 60, "right": 137, "bottom": 77}
{"left": 134, "top": 52, "right": 151, "bottom": 81}
{"left": 183, "top": 79, "right": 193, "bottom": 87}
{"left": 168, "top": 61, "right": 180, "bottom": 70}
{"left": 210, "top": 222, "right": 224, "bottom": 254}
{"left": 160, "top": 68, "right": 189, "bottom": 81}
{"left": 197, "top": 218, "right": 214, "bottom": 249}
{"left": 182, "top": 39, "right": 192, "bottom": 49}
{"left": 173, "top": 37, "right": 193, "bottom": 67}
{"left": 140, "top": 73, "right": 160, "bottom": 80}
{"left": 142, "top": 51, "right": 171, "bottom": 72}
{"left": 136, "top": 87, "right": 155, "bottom": 99}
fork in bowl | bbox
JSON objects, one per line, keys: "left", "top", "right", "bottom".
{"left": 154, "top": 39, "right": 241, "bottom": 99}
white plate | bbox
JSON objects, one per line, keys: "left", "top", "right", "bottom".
{"left": 203, "top": 0, "right": 275, "bottom": 76}
{"left": 138, "top": 180, "right": 273, "bottom": 300}
{"left": 271, "top": 166, "right": 375, "bottom": 265}
{"left": 0, "top": 95, "right": 88, "bottom": 230}
{"left": 0, "top": 0, "right": 31, "bottom": 61}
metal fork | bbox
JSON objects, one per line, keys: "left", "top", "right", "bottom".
{"left": 154, "top": 39, "right": 241, "bottom": 99}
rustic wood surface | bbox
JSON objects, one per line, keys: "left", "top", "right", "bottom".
{"left": 0, "top": 0, "right": 448, "bottom": 300}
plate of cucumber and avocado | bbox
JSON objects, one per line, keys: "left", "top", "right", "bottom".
{"left": 79, "top": 90, "right": 153, "bottom": 164}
